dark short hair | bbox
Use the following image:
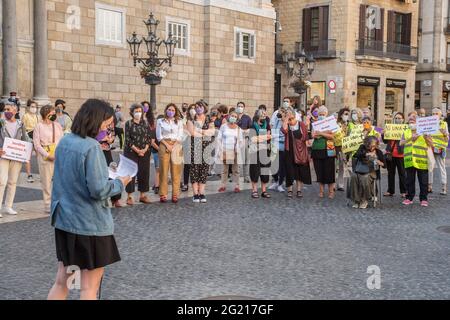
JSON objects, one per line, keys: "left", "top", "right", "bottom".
{"left": 71, "top": 99, "right": 115, "bottom": 139}
{"left": 218, "top": 104, "right": 228, "bottom": 115}
{"left": 55, "top": 99, "right": 66, "bottom": 108}
{"left": 237, "top": 101, "right": 246, "bottom": 108}
{"left": 337, "top": 107, "right": 350, "bottom": 122}
{"left": 129, "top": 103, "right": 143, "bottom": 117}
{"left": 27, "top": 99, "right": 37, "bottom": 107}
{"left": 258, "top": 104, "right": 267, "bottom": 111}
{"left": 195, "top": 100, "right": 209, "bottom": 114}
{"left": 40, "top": 104, "right": 54, "bottom": 120}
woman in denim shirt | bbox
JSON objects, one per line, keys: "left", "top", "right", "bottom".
{"left": 47, "top": 99, "right": 131, "bottom": 300}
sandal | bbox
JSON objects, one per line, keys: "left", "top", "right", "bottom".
{"left": 126, "top": 197, "right": 134, "bottom": 206}
{"left": 218, "top": 187, "right": 226, "bottom": 192}
{"left": 172, "top": 196, "right": 179, "bottom": 203}
{"left": 287, "top": 191, "right": 293, "bottom": 198}
{"left": 139, "top": 196, "right": 152, "bottom": 204}
{"left": 251, "top": 191, "right": 260, "bottom": 199}
{"left": 297, "top": 191, "right": 303, "bottom": 198}
{"left": 234, "top": 187, "right": 241, "bottom": 193}
{"left": 383, "top": 192, "right": 393, "bottom": 197}
{"left": 328, "top": 191, "right": 335, "bottom": 199}
{"left": 160, "top": 196, "right": 168, "bottom": 203}
{"left": 261, "top": 192, "right": 271, "bottom": 198}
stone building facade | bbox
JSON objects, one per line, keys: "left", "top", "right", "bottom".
{"left": 273, "top": 0, "right": 419, "bottom": 125}
{"left": 416, "top": 0, "right": 450, "bottom": 113}
{"left": 0, "top": 0, "right": 275, "bottom": 116}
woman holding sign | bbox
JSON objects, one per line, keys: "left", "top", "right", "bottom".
{"left": 33, "top": 105, "right": 64, "bottom": 213}
{"left": 383, "top": 112, "right": 407, "bottom": 198}
{"left": 48, "top": 99, "right": 131, "bottom": 300}
{"left": 400, "top": 113, "right": 434, "bottom": 207}
{"left": 428, "top": 108, "right": 449, "bottom": 195}
{"left": 0, "top": 101, "right": 30, "bottom": 217}
{"left": 311, "top": 106, "right": 336, "bottom": 199}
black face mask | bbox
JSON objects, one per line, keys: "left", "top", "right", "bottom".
{"left": 49, "top": 114, "right": 57, "bottom": 122}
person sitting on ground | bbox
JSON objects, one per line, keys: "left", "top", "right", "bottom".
{"left": 350, "top": 136, "right": 386, "bottom": 209}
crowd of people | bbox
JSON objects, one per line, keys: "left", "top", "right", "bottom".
{"left": 1, "top": 95, "right": 448, "bottom": 300}
{"left": 0, "top": 95, "right": 449, "bottom": 218}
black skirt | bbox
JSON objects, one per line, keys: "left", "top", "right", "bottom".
{"left": 55, "top": 229, "right": 121, "bottom": 271}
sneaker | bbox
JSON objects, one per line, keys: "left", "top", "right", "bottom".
{"left": 27, "top": 175, "right": 34, "bottom": 183}
{"left": 402, "top": 199, "right": 413, "bottom": 206}
{"left": 440, "top": 185, "right": 447, "bottom": 196}
{"left": 4, "top": 207, "right": 17, "bottom": 215}
{"left": 200, "top": 195, "right": 207, "bottom": 203}
{"left": 277, "top": 185, "right": 286, "bottom": 193}
{"left": 352, "top": 203, "right": 359, "bottom": 209}
{"left": 359, "top": 201, "right": 368, "bottom": 209}
{"left": 268, "top": 183, "right": 278, "bottom": 190}
{"left": 420, "top": 200, "right": 429, "bottom": 207}
{"left": 193, "top": 195, "right": 200, "bottom": 203}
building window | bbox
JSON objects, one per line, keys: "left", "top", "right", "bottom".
{"left": 388, "top": 11, "right": 411, "bottom": 46}
{"left": 95, "top": 3, "right": 126, "bottom": 47}
{"left": 303, "top": 6, "right": 329, "bottom": 51}
{"left": 166, "top": 17, "right": 190, "bottom": 56}
{"left": 235, "top": 27, "right": 256, "bottom": 61}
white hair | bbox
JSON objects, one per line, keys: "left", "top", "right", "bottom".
{"left": 318, "top": 105, "right": 328, "bottom": 115}
{"left": 432, "top": 107, "right": 442, "bottom": 115}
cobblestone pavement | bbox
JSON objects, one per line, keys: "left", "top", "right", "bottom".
{"left": 1, "top": 161, "right": 450, "bottom": 300}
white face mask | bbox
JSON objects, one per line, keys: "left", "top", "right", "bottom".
{"left": 351, "top": 113, "right": 358, "bottom": 121}
{"left": 342, "top": 115, "right": 349, "bottom": 122}
{"left": 30, "top": 107, "right": 37, "bottom": 114}
{"left": 236, "top": 107, "right": 244, "bottom": 114}
{"left": 283, "top": 102, "right": 290, "bottom": 108}
{"left": 134, "top": 112, "right": 142, "bottom": 120}
{"left": 189, "top": 109, "right": 197, "bottom": 119}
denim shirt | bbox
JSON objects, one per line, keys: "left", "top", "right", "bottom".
{"left": 51, "top": 133, "right": 124, "bottom": 236}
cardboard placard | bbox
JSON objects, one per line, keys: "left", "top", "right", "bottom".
{"left": 1, "top": 137, "right": 32, "bottom": 163}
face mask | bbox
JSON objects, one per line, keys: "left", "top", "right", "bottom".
{"left": 394, "top": 118, "right": 403, "bottom": 124}
{"left": 134, "top": 112, "right": 142, "bottom": 120}
{"left": 236, "top": 107, "right": 244, "bottom": 114}
{"left": 318, "top": 116, "right": 325, "bottom": 121}
{"left": 342, "top": 115, "right": 349, "bottom": 122}
{"left": 189, "top": 109, "right": 197, "bottom": 119}
{"left": 283, "top": 102, "right": 289, "bottom": 108}
{"left": 228, "top": 116, "right": 237, "bottom": 124}
{"left": 4, "top": 112, "right": 14, "bottom": 120}
{"left": 166, "top": 110, "right": 175, "bottom": 118}
{"left": 312, "top": 110, "right": 319, "bottom": 118}
{"left": 352, "top": 113, "right": 358, "bottom": 121}
{"left": 363, "top": 123, "right": 371, "bottom": 130}
{"left": 196, "top": 107, "right": 204, "bottom": 115}
{"left": 30, "top": 107, "right": 37, "bottom": 114}
{"left": 49, "top": 114, "right": 57, "bottom": 122}
{"left": 56, "top": 108, "right": 62, "bottom": 114}
{"left": 96, "top": 130, "right": 108, "bottom": 142}
{"left": 143, "top": 106, "right": 149, "bottom": 113}
{"left": 409, "top": 123, "right": 417, "bottom": 131}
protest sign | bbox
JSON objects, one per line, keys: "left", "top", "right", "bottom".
{"left": 416, "top": 116, "right": 440, "bottom": 135}
{"left": 312, "top": 116, "right": 339, "bottom": 133}
{"left": 384, "top": 124, "right": 409, "bottom": 140}
{"left": 342, "top": 133, "right": 364, "bottom": 153}
{"left": 350, "top": 124, "right": 363, "bottom": 136}
{"left": 1, "top": 137, "right": 33, "bottom": 163}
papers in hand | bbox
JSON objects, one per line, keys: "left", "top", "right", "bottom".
{"left": 109, "top": 154, "right": 138, "bottom": 179}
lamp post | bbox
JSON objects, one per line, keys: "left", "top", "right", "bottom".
{"left": 127, "top": 12, "right": 177, "bottom": 111}
{"left": 283, "top": 44, "right": 315, "bottom": 112}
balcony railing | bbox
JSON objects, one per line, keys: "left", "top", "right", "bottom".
{"left": 355, "top": 39, "right": 417, "bottom": 62}
{"left": 275, "top": 43, "right": 283, "bottom": 64}
{"left": 297, "top": 39, "right": 337, "bottom": 59}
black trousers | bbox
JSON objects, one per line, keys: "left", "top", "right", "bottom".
{"left": 406, "top": 167, "right": 428, "bottom": 202}
{"left": 386, "top": 157, "right": 407, "bottom": 195}
{"left": 115, "top": 128, "right": 124, "bottom": 149}
{"left": 183, "top": 164, "right": 190, "bottom": 186}
{"left": 272, "top": 150, "right": 286, "bottom": 185}
{"left": 124, "top": 150, "right": 151, "bottom": 194}
{"left": 103, "top": 150, "right": 121, "bottom": 202}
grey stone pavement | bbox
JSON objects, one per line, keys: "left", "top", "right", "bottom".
{"left": 1, "top": 154, "right": 450, "bottom": 300}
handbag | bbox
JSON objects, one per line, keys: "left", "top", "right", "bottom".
{"left": 43, "top": 122, "right": 56, "bottom": 161}
{"left": 355, "top": 159, "right": 370, "bottom": 174}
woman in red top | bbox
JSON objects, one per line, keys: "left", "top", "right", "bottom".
{"left": 383, "top": 112, "right": 407, "bottom": 198}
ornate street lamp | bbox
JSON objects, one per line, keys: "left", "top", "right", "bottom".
{"left": 127, "top": 12, "right": 178, "bottom": 111}
{"left": 282, "top": 44, "right": 315, "bottom": 112}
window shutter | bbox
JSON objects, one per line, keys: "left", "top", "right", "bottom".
{"left": 375, "top": 8, "right": 384, "bottom": 42}
{"left": 235, "top": 31, "right": 241, "bottom": 57}
{"left": 249, "top": 34, "right": 255, "bottom": 58}
{"left": 319, "top": 6, "right": 329, "bottom": 50}
{"left": 387, "top": 11, "right": 395, "bottom": 43}
{"left": 302, "top": 8, "right": 311, "bottom": 50}
{"left": 359, "top": 4, "right": 367, "bottom": 40}
{"left": 403, "top": 13, "right": 412, "bottom": 46}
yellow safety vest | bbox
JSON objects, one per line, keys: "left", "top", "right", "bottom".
{"left": 431, "top": 121, "right": 449, "bottom": 150}
{"left": 403, "top": 129, "right": 428, "bottom": 170}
